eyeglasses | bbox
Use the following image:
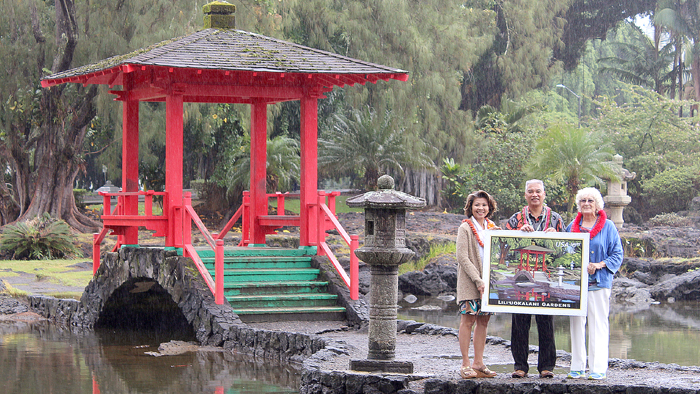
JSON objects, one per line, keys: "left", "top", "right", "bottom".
{"left": 579, "top": 199, "right": 595, "bottom": 204}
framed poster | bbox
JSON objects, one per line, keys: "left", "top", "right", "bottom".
{"left": 481, "top": 230, "right": 590, "bottom": 316}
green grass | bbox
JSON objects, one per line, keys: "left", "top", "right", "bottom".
{"left": 86, "top": 202, "right": 163, "bottom": 216}
{"left": 399, "top": 243, "right": 456, "bottom": 275}
{"left": 1, "top": 280, "right": 28, "bottom": 297}
{"left": 269, "top": 194, "right": 362, "bottom": 214}
{"left": 0, "top": 258, "right": 93, "bottom": 288}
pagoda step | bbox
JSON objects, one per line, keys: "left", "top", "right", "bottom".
{"left": 226, "top": 293, "right": 338, "bottom": 308}
{"left": 212, "top": 268, "right": 320, "bottom": 282}
{"left": 201, "top": 256, "right": 312, "bottom": 270}
{"left": 222, "top": 281, "right": 330, "bottom": 296}
{"left": 233, "top": 306, "right": 347, "bottom": 323}
{"left": 195, "top": 246, "right": 316, "bottom": 258}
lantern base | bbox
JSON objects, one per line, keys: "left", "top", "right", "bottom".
{"left": 350, "top": 359, "right": 414, "bottom": 374}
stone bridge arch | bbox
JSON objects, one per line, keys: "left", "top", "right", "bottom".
{"left": 31, "top": 248, "right": 241, "bottom": 346}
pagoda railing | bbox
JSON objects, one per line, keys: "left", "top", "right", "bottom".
{"left": 93, "top": 189, "right": 359, "bottom": 305}
{"left": 216, "top": 190, "right": 359, "bottom": 300}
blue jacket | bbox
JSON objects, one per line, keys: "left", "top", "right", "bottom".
{"left": 566, "top": 219, "right": 623, "bottom": 289}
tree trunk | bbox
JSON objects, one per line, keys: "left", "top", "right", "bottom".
{"left": 9, "top": 0, "right": 101, "bottom": 232}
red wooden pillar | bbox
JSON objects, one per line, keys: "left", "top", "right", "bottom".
{"left": 249, "top": 100, "right": 268, "bottom": 245}
{"left": 299, "top": 95, "right": 318, "bottom": 247}
{"left": 165, "top": 93, "right": 184, "bottom": 248}
{"left": 121, "top": 86, "right": 139, "bottom": 246}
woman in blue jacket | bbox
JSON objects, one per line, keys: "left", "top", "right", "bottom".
{"left": 566, "top": 187, "right": 623, "bottom": 380}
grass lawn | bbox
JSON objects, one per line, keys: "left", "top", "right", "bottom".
{"left": 0, "top": 258, "right": 93, "bottom": 299}
{"left": 86, "top": 202, "right": 163, "bottom": 216}
{"left": 269, "top": 194, "right": 362, "bottom": 214}
{"left": 87, "top": 196, "right": 360, "bottom": 215}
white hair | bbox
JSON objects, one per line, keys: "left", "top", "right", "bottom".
{"left": 525, "top": 179, "right": 545, "bottom": 192}
{"left": 575, "top": 187, "right": 604, "bottom": 212}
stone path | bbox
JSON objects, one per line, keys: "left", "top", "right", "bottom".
{"left": 247, "top": 320, "right": 700, "bottom": 392}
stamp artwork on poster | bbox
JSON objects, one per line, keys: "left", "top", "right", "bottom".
{"left": 481, "top": 231, "right": 590, "bottom": 316}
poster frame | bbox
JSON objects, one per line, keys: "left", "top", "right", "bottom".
{"left": 481, "top": 230, "right": 590, "bottom": 316}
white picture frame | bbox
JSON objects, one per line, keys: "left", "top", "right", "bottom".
{"left": 481, "top": 230, "right": 590, "bottom": 316}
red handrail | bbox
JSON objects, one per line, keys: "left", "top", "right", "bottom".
{"left": 216, "top": 204, "right": 243, "bottom": 241}
{"left": 183, "top": 192, "right": 223, "bottom": 304}
{"left": 92, "top": 201, "right": 122, "bottom": 274}
{"left": 317, "top": 192, "right": 359, "bottom": 300}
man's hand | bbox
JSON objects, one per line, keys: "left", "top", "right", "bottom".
{"left": 520, "top": 224, "right": 535, "bottom": 232}
{"left": 544, "top": 227, "right": 556, "bottom": 233}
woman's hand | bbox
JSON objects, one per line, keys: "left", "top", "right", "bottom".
{"left": 587, "top": 262, "right": 605, "bottom": 275}
{"left": 478, "top": 284, "right": 485, "bottom": 296}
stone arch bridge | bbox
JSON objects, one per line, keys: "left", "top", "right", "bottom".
{"left": 30, "top": 247, "right": 241, "bottom": 345}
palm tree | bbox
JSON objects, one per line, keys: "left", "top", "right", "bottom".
{"left": 222, "top": 135, "right": 300, "bottom": 194}
{"left": 598, "top": 21, "right": 676, "bottom": 96}
{"left": 319, "top": 106, "right": 435, "bottom": 190}
{"left": 528, "top": 124, "right": 618, "bottom": 219}
{"left": 656, "top": 0, "right": 700, "bottom": 103}
{"left": 475, "top": 100, "right": 542, "bottom": 140}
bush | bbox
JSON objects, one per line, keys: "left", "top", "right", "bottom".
{"left": 647, "top": 213, "right": 692, "bottom": 228}
{"left": 0, "top": 213, "right": 82, "bottom": 260}
{"left": 642, "top": 165, "right": 700, "bottom": 214}
{"left": 73, "top": 188, "right": 89, "bottom": 209}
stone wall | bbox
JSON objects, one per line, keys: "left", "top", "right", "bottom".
{"left": 28, "top": 247, "right": 334, "bottom": 363}
{"left": 29, "top": 247, "right": 241, "bottom": 345}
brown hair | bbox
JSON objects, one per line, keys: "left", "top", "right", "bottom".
{"left": 463, "top": 190, "right": 497, "bottom": 219}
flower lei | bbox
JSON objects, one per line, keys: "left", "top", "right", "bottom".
{"left": 522, "top": 205, "right": 552, "bottom": 231}
{"left": 571, "top": 209, "right": 607, "bottom": 239}
{"left": 463, "top": 217, "right": 496, "bottom": 247}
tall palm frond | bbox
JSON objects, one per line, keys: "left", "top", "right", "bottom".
{"left": 598, "top": 22, "right": 676, "bottom": 94}
{"left": 528, "top": 124, "right": 619, "bottom": 217}
{"left": 319, "top": 106, "right": 434, "bottom": 190}
{"left": 222, "top": 135, "right": 300, "bottom": 194}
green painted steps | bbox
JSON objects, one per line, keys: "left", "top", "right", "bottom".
{"left": 233, "top": 306, "right": 347, "bottom": 323}
{"left": 217, "top": 268, "right": 320, "bottom": 283}
{"left": 201, "top": 256, "right": 313, "bottom": 270}
{"left": 223, "top": 281, "right": 330, "bottom": 296}
{"left": 227, "top": 293, "right": 338, "bottom": 308}
{"left": 197, "top": 247, "right": 345, "bottom": 322}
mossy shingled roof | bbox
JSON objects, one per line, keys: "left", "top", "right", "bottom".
{"left": 42, "top": 28, "right": 407, "bottom": 82}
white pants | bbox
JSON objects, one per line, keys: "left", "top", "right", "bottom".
{"left": 569, "top": 288, "right": 611, "bottom": 374}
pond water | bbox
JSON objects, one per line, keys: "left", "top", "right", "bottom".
{"left": 0, "top": 321, "right": 299, "bottom": 394}
{"left": 398, "top": 297, "right": 700, "bottom": 367}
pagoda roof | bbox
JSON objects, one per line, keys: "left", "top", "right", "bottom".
{"left": 41, "top": 28, "right": 408, "bottom": 93}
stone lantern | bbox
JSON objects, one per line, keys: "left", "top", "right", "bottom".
{"left": 604, "top": 154, "right": 636, "bottom": 230}
{"left": 346, "top": 175, "right": 426, "bottom": 374}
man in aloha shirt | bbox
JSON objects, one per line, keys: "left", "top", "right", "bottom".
{"left": 505, "top": 179, "right": 564, "bottom": 379}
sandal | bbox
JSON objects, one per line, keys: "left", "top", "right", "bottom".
{"left": 474, "top": 366, "right": 497, "bottom": 378}
{"left": 460, "top": 366, "right": 478, "bottom": 379}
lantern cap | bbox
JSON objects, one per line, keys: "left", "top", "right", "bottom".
{"left": 346, "top": 175, "right": 426, "bottom": 210}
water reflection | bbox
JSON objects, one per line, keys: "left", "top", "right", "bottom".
{"left": 0, "top": 321, "right": 299, "bottom": 394}
{"left": 398, "top": 296, "right": 700, "bottom": 367}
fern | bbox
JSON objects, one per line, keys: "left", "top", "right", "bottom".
{"left": 0, "top": 213, "right": 81, "bottom": 260}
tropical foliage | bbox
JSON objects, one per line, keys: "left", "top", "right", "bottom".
{"left": 528, "top": 124, "right": 618, "bottom": 218}
{"left": 0, "top": 214, "right": 81, "bottom": 260}
{"left": 319, "top": 106, "right": 435, "bottom": 190}
{"left": 1, "top": 0, "right": 697, "bottom": 230}
{"left": 588, "top": 84, "right": 700, "bottom": 216}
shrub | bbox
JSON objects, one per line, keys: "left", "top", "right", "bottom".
{"left": 647, "top": 213, "right": 692, "bottom": 228}
{"left": 0, "top": 213, "right": 82, "bottom": 260}
{"left": 73, "top": 188, "right": 89, "bottom": 209}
